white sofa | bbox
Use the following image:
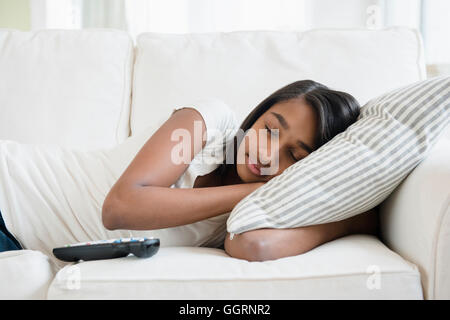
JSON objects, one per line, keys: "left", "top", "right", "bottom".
{"left": 0, "top": 27, "right": 448, "bottom": 300}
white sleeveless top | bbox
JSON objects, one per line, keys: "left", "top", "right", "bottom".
{"left": 0, "top": 98, "right": 240, "bottom": 268}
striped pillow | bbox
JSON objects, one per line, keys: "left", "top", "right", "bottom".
{"left": 226, "top": 76, "right": 450, "bottom": 239}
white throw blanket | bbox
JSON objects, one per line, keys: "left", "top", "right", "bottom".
{"left": 0, "top": 122, "right": 229, "bottom": 269}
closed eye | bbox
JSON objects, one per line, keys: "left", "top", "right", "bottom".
{"left": 290, "top": 150, "right": 300, "bottom": 162}
{"left": 266, "top": 125, "right": 300, "bottom": 161}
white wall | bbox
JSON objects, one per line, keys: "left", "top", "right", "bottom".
{"left": 27, "top": 0, "right": 450, "bottom": 71}
{"left": 304, "top": 0, "right": 382, "bottom": 29}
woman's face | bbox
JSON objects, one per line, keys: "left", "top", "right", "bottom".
{"left": 236, "top": 97, "right": 318, "bottom": 183}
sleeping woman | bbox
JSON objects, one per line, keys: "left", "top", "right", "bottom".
{"left": 101, "top": 79, "right": 379, "bottom": 261}
{"left": 0, "top": 79, "right": 378, "bottom": 263}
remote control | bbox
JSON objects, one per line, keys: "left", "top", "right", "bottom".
{"left": 52, "top": 237, "right": 160, "bottom": 262}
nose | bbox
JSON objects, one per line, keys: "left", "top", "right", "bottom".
{"left": 258, "top": 150, "right": 272, "bottom": 167}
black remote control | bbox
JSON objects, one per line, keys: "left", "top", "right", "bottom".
{"left": 52, "top": 237, "right": 160, "bottom": 262}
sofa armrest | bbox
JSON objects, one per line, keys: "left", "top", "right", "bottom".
{"left": 0, "top": 250, "right": 56, "bottom": 299}
{"left": 379, "top": 124, "right": 450, "bottom": 300}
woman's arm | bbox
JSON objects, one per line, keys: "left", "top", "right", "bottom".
{"left": 225, "top": 226, "right": 334, "bottom": 262}
{"left": 102, "top": 107, "right": 264, "bottom": 231}
{"left": 103, "top": 182, "right": 263, "bottom": 230}
{"left": 224, "top": 207, "right": 379, "bottom": 261}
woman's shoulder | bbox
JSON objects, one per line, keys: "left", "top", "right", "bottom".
{"left": 172, "top": 97, "right": 239, "bottom": 142}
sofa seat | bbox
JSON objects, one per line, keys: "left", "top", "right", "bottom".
{"left": 0, "top": 250, "right": 55, "bottom": 299}
{"left": 47, "top": 234, "right": 423, "bottom": 299}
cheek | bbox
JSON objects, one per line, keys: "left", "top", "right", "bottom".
{"left": 236, "top": 141, "right": 249, "bottom": 177}
{"left": 235, "top": 139, "right": 246, "bottom": 167}
{"left": 236, "top": 132, "right": 256, "bottom": 162}
{"left": 235, "top": 135, "right": 260, "bottom": 182}
{"left": 237, "top": 137, "right": 246, "bottom": 155}
{"left": 263, "top": 149, "right": 291, "bottom": 177}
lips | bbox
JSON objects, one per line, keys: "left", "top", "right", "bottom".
{"left": 246, "top": 154, "right": 261, "bottom": 176}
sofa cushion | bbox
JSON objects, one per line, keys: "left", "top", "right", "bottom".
{"left": 0, "top": 29, "right": 133, "bottom": 150}
{"left": 47, "top": 235, "right": 422, "bottom": 299}
{"left": 130, "top": 27, "right": 425, "bottom": 137}
{"left": 0, "top": 250, "right": 55, "bottom": 299}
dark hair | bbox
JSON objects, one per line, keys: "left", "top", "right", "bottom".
{"left": 217, "top": 79, "right": 360, "bottom": 178}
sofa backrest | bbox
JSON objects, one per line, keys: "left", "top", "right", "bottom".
{"left": 0, "top": 29, "right": 133, "bottom": 150}
{"left": 0, "top": 27, "right": 427, "bottom": 148}
{"left": 130, "top": 27, "right": 426, "bottom": 136}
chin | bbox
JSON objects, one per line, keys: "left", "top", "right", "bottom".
{"left": 236, "top": 165, "right": 252, "bottom": 183}
{"left": 237, "top": 165, "right": 263, "bottom": 183}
